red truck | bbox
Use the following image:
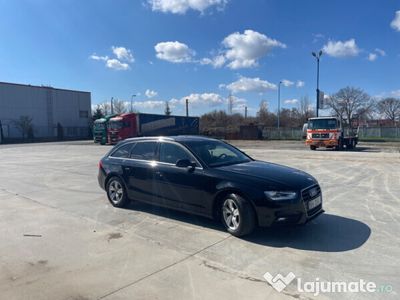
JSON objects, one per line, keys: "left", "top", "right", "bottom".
{"left": 107, "top": 113, "right": 200, "bottom": 144}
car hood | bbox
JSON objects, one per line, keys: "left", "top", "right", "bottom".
{"left": 216, "top": 160, "right": 317, "bottom": 190}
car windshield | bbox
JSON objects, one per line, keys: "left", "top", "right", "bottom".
{"left": 308, "top": 119, "right": 337, "bottom": 130}
{"left": 109, "top": 120, "right": 123, "bottom": 130}
{"left": 93, "top": 121, "right": 105, "bottom": 130}
{"left": 184, "top": 140, "right": 251, "bottom": 167}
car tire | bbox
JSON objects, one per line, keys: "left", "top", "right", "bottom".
{"left": 310, "top": 145, "right": 316, "bottom": 151}
{"left": 106, "top": 176, "right": 129, "bottom": 208}
{"left": 221, "top": 193, "right": 256, "bottom": 237}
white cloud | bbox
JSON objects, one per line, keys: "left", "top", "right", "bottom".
{"left": 322, "top": 39, "right": 360, "bottom": 57}
{"left": 367, "top": 53, "right": 377, "bottom": 62}
{"left": 222, "top": 30, "right": 286, "bottom": 69}
{"left": 367, "top": 48, "right": 386, "bottom": 62}
{"left": 147, "top": 0, "right": 228, "bottom": 14}
{"left": 174, "top": 93, "right": 225, "bottom": 107}
{"left": 225, "top": 77, "right": 277, "bottom": 94}
{"left": 106, "top": 59, "right": 130, "bottom": 70}
{"left": 281, "top": 79, "right": 294, "bottom": 87}
{"left": 296, "top": 80, "right": 305, "bottom": 88}
{"left": 112, "top": 46, "right": 134, "bottom": 63}
{"left": 145, "top": 89, "right": 158, "bottom": 98}
{"left": 200, "top": 55, "right": 226, "bottom": 68}
{"left": 155, "top": 41, "right": 195, "bottom": 63}
{"left": 391, "top": 11, "right": 400, "bottom": 31}
{"left": 132, "top": 100, "right": 165, "bottom": 110}
{"left": 90, "top": 46, "right": 134, "bottom": 71}
{"left": 89, "top": 54, "right": 109, "bottom": 61}
{"left": 284, "top": 99, "right": 298, "bottom": 105}
{"left": 375, "top": 48, "right": 386, "bottom": 56}
{"left": 390, "top": 90, "right": 400, "bottom": 97}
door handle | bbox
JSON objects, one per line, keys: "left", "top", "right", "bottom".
{"left": 123, "top": 166, "right": 131, "bottom": 172}
{"left": 155, "top": 171, "right": 163, "bottom": 178}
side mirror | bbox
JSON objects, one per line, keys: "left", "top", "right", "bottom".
{"left": 176, "top": 159, "right": 196, "bottom": 170}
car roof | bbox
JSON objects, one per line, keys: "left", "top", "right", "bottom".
{"left": 122, "top": 135, "right": 218, "bottom": 143}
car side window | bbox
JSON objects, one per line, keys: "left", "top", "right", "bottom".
{"left": 130, "top": 142, "right": 157, "bottom": 161}
{"left": 110, "top": 143, "right": 134, "bottom": 158}
{"left": 159, "top": 142, "right": 197, "bottom": 165}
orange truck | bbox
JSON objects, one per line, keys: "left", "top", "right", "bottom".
{"left": 305, "top": 116, "right": 358, "bottom": 150}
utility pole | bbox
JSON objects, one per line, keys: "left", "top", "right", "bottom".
{"left": 312, "top": 50, "right": 323, "bottom": 117}
{"left": 130, "top": 94, "right": 136, "bottom": 113}
{"left": 244, "top": 106, "right": 248, "bottom": 119}
{"left": 185, "top": 99, "right": 189, "bottom": 117}
{"left": 228, "top": 93, "right": 233, "bottom": 115}
{"left": 278, "top": 81, "right": 282, "bottom": 129}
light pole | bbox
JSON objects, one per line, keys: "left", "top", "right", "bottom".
{"left": 130, "top": 94, "right": 136, "bottom": 113}
{"left": 111, "top": 97, "right": 114, "bottom": 114}
{"left": 278, "top": 81, "right": 282, "bottom": 129}
{"left": 312, "top": 50, "right": 323, "bottom": 117}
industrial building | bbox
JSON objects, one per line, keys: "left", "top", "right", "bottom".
{"left": 0, "top": 82, "right": 91, "bottom": 141}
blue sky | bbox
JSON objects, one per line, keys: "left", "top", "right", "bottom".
{"left": 0, "top": 0, "right": 399, "bottom": 116}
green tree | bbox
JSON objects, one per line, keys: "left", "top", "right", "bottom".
{"left": 92, "top": 104, "right": 105, "bottom": 121}
{"left": 165, "top": 101, "right": 171, "bottom": 116}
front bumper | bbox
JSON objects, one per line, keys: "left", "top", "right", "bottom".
{"left": 256, "top": 185, "right": 324, "bottom": 227}
{"left": 306, "top": 139, "right": 338, "bottom": 147}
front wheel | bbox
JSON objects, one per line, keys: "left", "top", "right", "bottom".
{"left": 310, "top": 145, "right": 316, "bottom": 151}
{"left": 106, "top": 177, "right": 129, "bottom": 207}
{"left": 221, "top": 194, "right": 256, "bottom": 237}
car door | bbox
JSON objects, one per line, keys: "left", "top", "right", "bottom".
{"left": 155, "top": 141, "right": 212, "bottom": 215}
{"left": 122, "top": 141, "right": 159, "bottom": 203}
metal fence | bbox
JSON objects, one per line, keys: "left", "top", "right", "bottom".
{"left": 261, "top": 127, "right": 400, "bottom": 140}
{"left": 202, "top": 126, "right": 400, "bottom": 140}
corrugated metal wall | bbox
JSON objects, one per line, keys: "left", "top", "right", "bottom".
{"left": 0, "top": 82, "right": 91, "bottom": 139}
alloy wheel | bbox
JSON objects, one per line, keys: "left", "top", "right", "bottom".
{"left": 222, "top": 199, "right": 240, "bottom": 230}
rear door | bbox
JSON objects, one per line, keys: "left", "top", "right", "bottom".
{"left": 122, "top": 141, "right": 159, "bottom": 202}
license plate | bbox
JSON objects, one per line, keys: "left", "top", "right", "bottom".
{"left": 308, "top": 195, "right": 321, "bottom": 210}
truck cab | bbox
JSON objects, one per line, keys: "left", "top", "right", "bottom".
{"left": 306, "top": 117, "right": 358, "bottom": 150}
{"left": 93, "top": 114, "right": 118, "bottom": 145}
{"left": 108, "top": 113, "right": 138, "bottom": 144}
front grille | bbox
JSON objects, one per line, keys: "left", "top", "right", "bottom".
{"left": 301, "top": 184, "right": 322, "bottom": 216}
{"left": 312, "top": 133, "right": 329, "bottom": 139}
{"left": 301, "top": 184, "right": 321, "bottom": 202}
{"left": 308, "top": 204, "right": 322, "bottom": 216}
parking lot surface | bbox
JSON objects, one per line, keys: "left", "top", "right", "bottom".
{"left": 0, "top": 140, "right": 399, "bottom": 300}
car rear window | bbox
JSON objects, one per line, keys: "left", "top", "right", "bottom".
{"left": 130, "top": 142, "right": 157, "bottom": 161}
{"left": 110, "top": 143, "right": 134, "bottom": 158}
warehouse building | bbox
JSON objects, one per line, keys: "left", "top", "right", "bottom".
{"left": 0, "top": 82, "right": 91, "bottom": 142}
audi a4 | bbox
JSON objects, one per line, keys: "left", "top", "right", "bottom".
{"left": 98, "top": 136, "right": 324, "bottom": 236}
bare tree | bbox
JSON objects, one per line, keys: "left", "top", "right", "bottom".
{"left": 298, "top": 96, "right": 315, "bottom": 124}
{"left": 257, "top": 100, "right": 269, "bottom": 124}
{"left": 327, "top": 87, "right": 373, "bottom": 127}
{"left": 377, "top": 98, "right": 400, "bottom": 126}
{"left": 99, "top": 102, "right": 112, "bottom": 115}
{"left": 13, "top": 116, "right": 33, "bottom": 139}
{"left": 112, "top": 100, "right": 128, "bottom": 114}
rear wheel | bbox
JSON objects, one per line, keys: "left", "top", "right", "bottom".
{"left": 310, "top": 145, "right": 317, "bottom": 151}
{"left": 106, "top": 177, "right": 129, "bottom": 207}
{"left": 221, "top": 194, "right": 256, "bottom": 237}
{"left": 335, "top": 138, "right": 344, "bottom": 151}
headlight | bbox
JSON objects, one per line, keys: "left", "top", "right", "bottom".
{"left": 264, "top": 191, "right": 297, "bottom": 201}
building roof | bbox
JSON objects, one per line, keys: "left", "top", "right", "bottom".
{"left": 0, "top": 81, "right": 90, "bottom": 94}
